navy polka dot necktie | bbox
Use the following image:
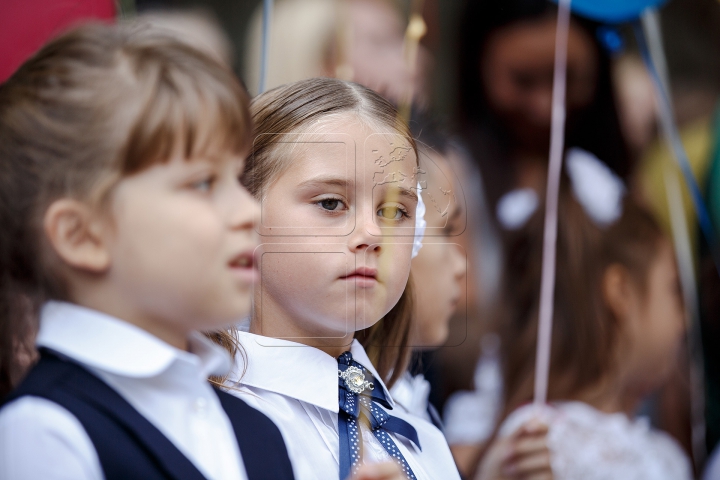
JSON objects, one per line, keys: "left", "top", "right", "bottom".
{"left": 337, "top": 351, "right": 421, "bottom": 480}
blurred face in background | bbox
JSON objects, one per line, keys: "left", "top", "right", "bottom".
{"left": 481, "top": 15, "right": 598, "bottom": 153}
{"left": 409, "top": 150, "right": 467, "bottom": 348}
{"left": 618, "top": 241, "right": 686, "bottom": 397}
{"left": 345, "top": 0, "right": 430, "bottom": 107}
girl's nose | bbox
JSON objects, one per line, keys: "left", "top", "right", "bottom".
{"left": 349, "top": 208, "right": 382, "bottom": 252}
{"left": 528, "top": 87, "right": 553, "bottom": 126}
{"left": 452, "top": 244, "right": 467, "bottom": 280}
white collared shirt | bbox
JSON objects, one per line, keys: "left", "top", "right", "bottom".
{"left": 225, "top": 331, "right": 460, "bottom": 480}
{"left": 0, "top": 301, "right": 248, "bottom": 480}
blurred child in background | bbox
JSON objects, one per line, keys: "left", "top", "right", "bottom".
{"left": 244, "top": 0, "right": 429, "bottom": 107}
{"left": 486, "top": 150, "right": 691, "bottom": 479}
{"left": 384, "top": 142, "right": 553, "bottom": 480}
{"left": 384, "top": 141, "right": 466, "bottom": 426}
{"left": 0, "top": 22, "right": 295, "bottom": 479}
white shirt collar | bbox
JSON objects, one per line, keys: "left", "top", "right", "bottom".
{"left": 230, "top": 331, "right": 395, "bottom": 413}
{"left": 38, "top": 301, "right": 231, "bottom": 378}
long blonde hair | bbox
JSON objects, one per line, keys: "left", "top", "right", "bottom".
{"left": 246, "top": 77, "right": 415, "bottom": 387}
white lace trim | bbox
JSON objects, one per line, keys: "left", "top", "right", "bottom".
{"left": 499, "top": 402, "right": 693, "bottom": 480}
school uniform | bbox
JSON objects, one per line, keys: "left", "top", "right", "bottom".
{"left": 225, "top": 331, "right": 461, "bottom": 480}
{"left": 0, "top": 301, "right": 294, "bottom": 480}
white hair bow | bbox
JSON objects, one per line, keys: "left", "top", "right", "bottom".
{"left": 496, "top": 148, "right": 626, "bottom": 230}
{"left": 412, "top": 182, "right": 427, "bottom": 258}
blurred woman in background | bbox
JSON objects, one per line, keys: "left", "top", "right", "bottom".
{"left": 456, "top": 0, "right": 632, "bottom": 216}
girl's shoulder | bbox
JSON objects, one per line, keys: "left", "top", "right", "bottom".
{"left": 499, "top": 402, "right": 693, "bottom": 480}
{"left": 0, "top": 396, "right": 102, "bottom": 479}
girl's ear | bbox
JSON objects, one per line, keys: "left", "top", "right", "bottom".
{"left": 602, "top": 263, "right": 632, "bottom": 324}
{"left": 43, "top": 199, "right": 111, "bottom": 273}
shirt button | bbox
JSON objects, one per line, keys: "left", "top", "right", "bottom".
{"left": 193, "top": 397, "right": 208, "bottom": 414}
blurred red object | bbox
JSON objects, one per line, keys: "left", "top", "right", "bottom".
{"left": 0, "top": 0, "right": 116, "bottom": 82}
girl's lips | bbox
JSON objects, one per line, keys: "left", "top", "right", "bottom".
{"left": 228, "top": 250, "right": 260, "bottom": 283}
{"left": 228, "top": 248, "right": 260, "bottom": 268}
{"left": 341, "top": 275, "right": 378, "bottom": 288}
{"left": 340, "top": 267, "right": 378, "bottom": 288}
{"left": 341, "top": 266, "right": 377, "bottom": 278}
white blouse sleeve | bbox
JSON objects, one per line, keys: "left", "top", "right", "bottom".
{"left": 499, "top": 402, "right": 693, "bottom": 480}
{"left": 0, "top": 397, "right": 103, "bottom": 480}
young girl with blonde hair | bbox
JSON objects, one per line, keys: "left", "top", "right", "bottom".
{"left": 226, "top": 76, "right": 450, "bottom": 480}
{"left": 0, "top": 23, "right": 295, "bottom": 480}
{"left": 226, "top": 77, "right": 554, "bottom": 480}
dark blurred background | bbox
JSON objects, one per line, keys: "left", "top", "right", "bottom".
{"left": 133, "top": 0, "right": 720, "bottom": 123}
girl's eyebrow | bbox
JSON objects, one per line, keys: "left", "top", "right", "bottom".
{"left": 296, "top": 176, "right": 418, "bottom": 203}
{"left": 297, "top": 176, "right": 353, "bottom": 189}
{"left": 381, "top": 185, "right": 419, "bottom": 203}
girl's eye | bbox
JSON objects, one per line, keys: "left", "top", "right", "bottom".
{"left": 321, "top": 199, "right": 340, "bottom": 210}
{"left": 191, "top": 176, "right": 216, "bottom": 193}
{"left": 377, "top": 206, "right": 408, "bottom": 220}
{"left": 317, "top": 198, "right": 346, "bottom": 212}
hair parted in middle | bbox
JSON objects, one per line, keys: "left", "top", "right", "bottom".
{"left": 245, "top": 77, "right": 416, "bottom": 387}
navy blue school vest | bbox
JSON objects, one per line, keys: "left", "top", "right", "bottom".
{"left": 2, "top": 349, "right": 295, "bottom": 480}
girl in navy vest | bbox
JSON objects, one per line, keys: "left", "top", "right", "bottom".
{"left": 0, "top": 23, "right": 295, "bottom": 480}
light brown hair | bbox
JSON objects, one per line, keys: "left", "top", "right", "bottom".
{"left": 499, "top": 181, "right": 666, "bottom": 417}
{"left": 0, "top": 22, "right": 252, "bottom": 397}
{"left": 245, "top": 77, "right": 415, "bottom": 387}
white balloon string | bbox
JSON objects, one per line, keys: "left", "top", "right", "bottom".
{"left": 663, "top": 166, "right": 708, "bottom": 469}
{"left": 533, "top": 0, "right": 572, "bottom": 406}
{"left": 259, "top": 0, "right": 273, "bottom": 94}
{"left": 642, "top": 9, "right": 707, "bottom": 467}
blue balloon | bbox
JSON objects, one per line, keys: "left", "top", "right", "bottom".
{"left": 554, "top": 0, "right": 668, "bottom": 23}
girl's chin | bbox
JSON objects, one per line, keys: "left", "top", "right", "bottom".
{"left": 272, "top": 304, "right": 388, "bottom": 337}
{"left": 315, "top": 318, "right": 382, "bottom": 335}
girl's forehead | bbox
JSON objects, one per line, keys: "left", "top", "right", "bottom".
{"left": 307, "top": 113, "right": 412, "bottom": 145}
{"left": 365, "top": 134, "right": 418, "bottom": 191}
{"left": 274, "top": 119, "right": 417, "bottom": 180}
